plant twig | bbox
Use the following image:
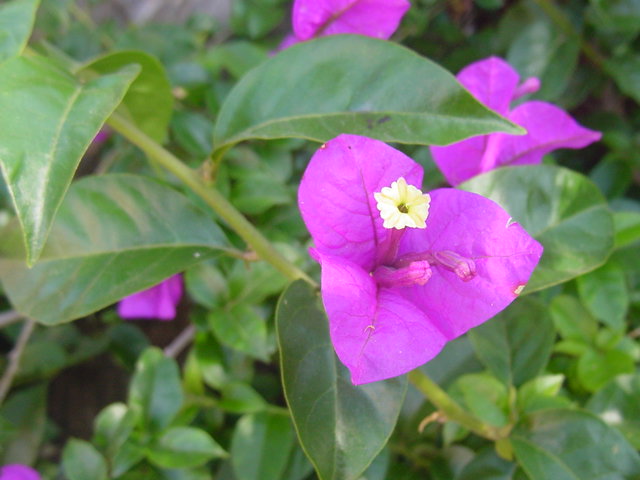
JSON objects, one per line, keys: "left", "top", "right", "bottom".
{"left": 107, "top": 112, "right": 317, "bottom": 288}
{"left": 0, "top": 310, "right": 22, "bottom": 329}
{"left": 0, "top": 319, "right": 36, "bottom": 406}
{"left": 164, "top": 324, "right": 197, "bottom": 359}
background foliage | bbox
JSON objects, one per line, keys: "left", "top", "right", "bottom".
{"left": 1, "top": 0, "right": 639, "bottom": 478}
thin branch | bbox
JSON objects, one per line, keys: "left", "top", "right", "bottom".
{"left": 0, "top": 319, "right": 36, "bottom": 406}
{"left": 0, "top": 310, "right": 22, "bottom": 329}
{"left": 164, "top": 324, "right": 197, "bottom": 359}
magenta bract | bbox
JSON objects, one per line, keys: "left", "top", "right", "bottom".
{"left": 0, "top": 464, "right": 41, "bottom": 480}
{"left": 430, "top": 57, "right": 602, "bottom": 186}
{"left": 281, "top": 0, "right": 410, "bottom": 49}
{"left": 299, "top": 134, "right": 543, "bottom": 384}
{"left": 117, "top": 274, "right": 183, "bottom": 321}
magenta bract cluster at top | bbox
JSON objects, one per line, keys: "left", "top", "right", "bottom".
{"left": 280, "top": 0, "right": 410, "bottom": 49}
{"left": 0, "top": 465, "right": 40, "bottom": 480}
{"left": 117, "top": 274, "right": 183, "bottom": 321}
{"left": 298, "top": 134, "right": 543, "bottom": 384}
{"left": 431, "top": 57, "right": 602, "bottom": 186}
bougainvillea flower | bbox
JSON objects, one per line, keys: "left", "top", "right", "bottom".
{"left": 117, "top": 274, "right": 183, "bottom": 321}
{"left": 279, "top": 0, "right": 410, "bottom": 49}
{"left": 0, "top": 464, "right": 41, "bottom": 480}
{"left": 430, "top": 57, "right": 602, "bottom": 186}
{"left": 299, "top": 134, "right": 543, "bottom": 384}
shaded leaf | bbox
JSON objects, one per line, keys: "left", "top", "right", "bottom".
{"left": 276, "top": 280, "right": 406, "bottom": 480}
{"left": 577, "top": 260, "right": 628, "bottom": 330}
{"left": 0, "top": 0, "right": 39, "bottom": 64}
{"left": 0, "top": 174, "right": 229, "bottom": 325}
{"left": 147, "top": 427, "right": 227, "bottom": 469}
{"left": 62, "top": 439, "right": 108, "bottom": 480}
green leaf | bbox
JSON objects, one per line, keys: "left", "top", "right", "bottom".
{"left": 231, "top": 412, "right": 295, "bottom": 480}
{"left": 460, "top": 165, "right": 615, "bottom": 292}
{"left": 577, "top": 260, "right": 629, "bottom": 330}
{"left": 549, "top": 295, "right": 598, "bottom": 343}
{"left": 218, "top": 381, "right": 267, "bottom": 414}
{"left": 587, "top": 374, "right": 640, "bottom": 449}
{"left": 93, "top": 403, "right": 137, "bottom": 457}
{"left": 605, "top": 53, "right": 640, "bottom": 105}
{"left": 449, "top": 373, "right": 509, "bottom": 428}
{"left": 0, "top": 55, "right": 138, "bottom": 265}
{"left": 512, "top": 409, "right": 640, "bottom": 480}
{"left": 613, "top": 211, "right": 640, "bottom": 248}
{"left": 0, "top": 384, "right": 46, "bottom": 465}
{"left": 516, "top": 375, "right": 571, "bottom": 414}
{"left": 469, "top": 297, "right": 555, "bottom": 387}
{"left": 577, "top": 348, "right": 634, "bottom": 392}
{"left": 80, "top": 50, "right": 173, "bottom": 143}
{"left": 147, "top": 427, "right": 227, "bottom": 469}
{"left": 209, "top": 304, "right": 271, "bottom": 361}
{"left": 0, "top": 0, "right": 39, "bottom": 64}
{"left": 276, "top": 281, "right": 407, "bottom": 480}
{"left": 0, "top": 174, "right": 229, "bottom": 325}
{"left": 457, "top": 448, "right": 517, "bottom": 480}
{"left": 213, "top": 35, "right": 522, "bottom": 157}
{"left": 62, "top": 439, "right": 108, "bottom": 480}
{"left": 128, "top": 347, "right": 183, "bottom": 432}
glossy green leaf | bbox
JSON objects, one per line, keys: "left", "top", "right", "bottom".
{"left": 93, "top": 403, "right": 137, "bottom": 457}
{"left": 577, "top": 348, "right": 634, "bottom": 392}
{"left": 449, "top": 373, "right": 509, "bottom": 427}
{"left": 218, "top": 381, "right": 267, "bottom": 414}
{"left": 577, "top": 260, "right": 629, "bottom": 330}
{"left": 0, "top": 174, "right": 229, "bottom": 325}
{"left": 231, "top": 412, "right": 295, "bottom": 480}
{"left": 512, "top": 409, "right": 640, "bottom": 480}
{"left": 128, "top": 347, "right": 183, "bottom": 432}
{"left": 0, "top": 0, "right": 39, "bottom": 63}
{"left": 208, "top": 304, "right": 271, "bottom": 361}
{"left": 213, "top": 35, "right": 522, "bottom": 157}
{"left": 516, "top": 375, "right": 570, "bottom": 414}
{"left": 460, "top": 165, "right": 615, "bottom": 292}
{"left": 587, "top": 374, "right": 640, "bottom": 449}
{"left": 80, "top": 50, "right": 173, "bottom": 143}
{"left": 276, "top": 281, "right": 407, "bottom": 480}
{"left": 469, "top": 297, "right": 554, "bottom": 387}
{"left": 0, "top": 55, "right": 139, "bottom": 265}
{"left": 147, "top": 427, "right": 227, "bottom": 469}
{"left": 62, "top": 439, "right": 108, "bottom": 480}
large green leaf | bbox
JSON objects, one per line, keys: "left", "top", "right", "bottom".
{"left": 0, "top": 174, "right": 230, "bottom": 325}
{"left": 276, "top": 281, "right": 406, "bottom": 480}
{"left": 577, "top": 260, "right": 629, "bottom": 331}
{"left": 62, "top": 439, "right": 108, "bottom": 480}
{"left": 80, "top": 50, "right": 173, "bottom": 143}
{"left": 512, "top": 409, "right": 640, "bottom": 479}
{"left": 0, "top": 0, "right": 39, "bottom": 64}
{"left": 460, "top": 165, "right": 615, "bottom": 292}
{"left": 468, "top": 297, "right": 555, "bottom": 387}
{"left": 213, "top": 35, "right": 522, "bottom": 157}
{"left": 0, "top": 55, "right": 139, "bottom": 265}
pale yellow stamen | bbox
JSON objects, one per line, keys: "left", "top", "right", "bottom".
{"left": 374, "top": 177, "right": 430, "bottom": 229}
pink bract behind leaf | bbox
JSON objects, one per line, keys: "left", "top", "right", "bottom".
{"left": 292, "top": 0, "right": 410, "bottom": 41}
{"left": 117, "top": 274, "right": 183, "bottom": 321}
{"left": 0, "top": 464, "right": 41, "bottom": 480}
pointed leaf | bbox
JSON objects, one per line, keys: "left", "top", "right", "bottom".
{"left": 512, "top": 409, "right": 640, "bottom": 480}
{"left": 469, "top": 296, "right": 554, "bottom": 387}
{"left": 276, "top": 280, "right": 406, "bottom": 480}
{"left": 0, "top": 174, "right": 230, "bottom": 325}
{"left": 0, "top": 55, "right": 139, "bottom": 264}
{"left": 80, "top": 50, "right": 173, "bottom": 143}
{"left": 62, "top": 439, "right": 108, "bottom": 480}
{"left": 460, "top": 165, "right": 614, "bottom": 292}
{"left": 0, "top": 0, "right": 39, "bottom": 63}
{"left": 147, "top": 426, "right": 227, "bottom": 469}
{"left": 213, "top": 35, "right": 523, "bottom": 156}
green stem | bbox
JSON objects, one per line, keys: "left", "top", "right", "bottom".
{"left": 107, "top": 112, "right": 316, "bottom": 287}
{"left": 531, "top": 0, "right": 606, "bottom": 69}
{"left": 408, "top": 369, "right": 501, "bottom": 441}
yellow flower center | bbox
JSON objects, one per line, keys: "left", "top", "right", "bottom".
{"left": 374, "top": 177, "right": 430, "bottom": 229}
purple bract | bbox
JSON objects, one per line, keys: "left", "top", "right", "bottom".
{"left": 298, "top": 134, "right": 543, "bottom": 384}
{"left": 431, "top": 57, "right": 602, "bottom": 186}
{"left": 117, "top": 274, "right": 183, "bottom": 321}
{"left": 0, "top": 465, "right": 41, "bottom": 480}
{"left": 279, "top": 0, "right": 410, "bottom": 49}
